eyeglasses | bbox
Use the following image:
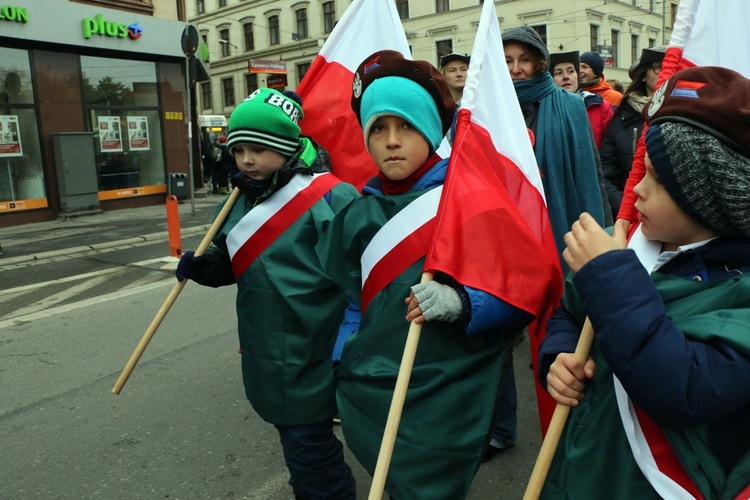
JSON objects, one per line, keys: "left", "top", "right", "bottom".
{"left": 650, "top": 63, "right": 662, "bottom": 74}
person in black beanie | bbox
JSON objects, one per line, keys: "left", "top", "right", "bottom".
{"left": 579, "top": 50, "right": 623, "bottom": 107}
{"left": 537, "top": 66, "right": 750, "bottom": 498}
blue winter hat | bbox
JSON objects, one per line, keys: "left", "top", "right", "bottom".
{"left": 580, "top": 51, "right": 605, "bottom": 77}
{"left": 360, "top": 76, "right": 442, "bottom": 152}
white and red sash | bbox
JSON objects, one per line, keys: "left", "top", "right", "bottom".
{"left": 615, "top": 227, "right": 750, "bottom": 499}
{"left": 227, "top": 172, "right": 341, "bottom": 280}
{"left": 360, "top": 186, "right": 442, "bottom": 312}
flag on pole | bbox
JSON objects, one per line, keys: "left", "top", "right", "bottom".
{"left": 295, "top": 0, "right": 410, "bottom": 191}
{"left": 618, "top": 0, "right": 750, "bottom": 223}
{"left": 423, "top": 0, "right": 563, "bottom": 432}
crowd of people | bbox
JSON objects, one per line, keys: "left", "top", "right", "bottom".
{"left": 176, "top": 27, "right": 750, "bottom": 500}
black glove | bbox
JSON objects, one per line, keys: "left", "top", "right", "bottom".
{"left": 175, "top": 250, "right": 209, "bottom": 281}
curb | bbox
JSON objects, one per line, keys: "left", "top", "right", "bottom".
{"left": 0, "top": 224, "right": 212, "bottom": 267}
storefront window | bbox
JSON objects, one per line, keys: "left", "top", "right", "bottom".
{"left": 0, "top": 47, "right": 46, "bottom": 210}
{"left": 81, "top": 56, "right": 165, "bottom": 193}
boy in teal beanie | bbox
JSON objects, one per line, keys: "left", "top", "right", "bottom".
{"left": 176, "top": 87, "right": 359, "bottom": 500}
{"left": 316, "top": 50, "right": 536, "bottom": 499}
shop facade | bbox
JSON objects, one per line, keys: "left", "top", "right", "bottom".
{"left": 0, "top": 1, "right": 193, "bottom": 228}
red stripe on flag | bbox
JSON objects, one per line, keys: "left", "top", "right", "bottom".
{"left": 424, "top": 109, "right": 562, "bottom": 432}
{"left": 425, "top": 109, "right": 561, "bottom": 318}
{"left": 361, "top": 220, "right": 435, "bottom": 313}
{"left": 231, "top": 174, "right": 340, "bottom": 280}
{"left": 297, "top": 57, "right": 378, "bottom": 191}
{"left": 633, "top": 404, "right": 704, "bottom": 499}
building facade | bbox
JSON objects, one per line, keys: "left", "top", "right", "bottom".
{"left": 0, "top": 0, "right": 196, "bottom": 228}
{"left": 191, "top": 0, "right": 678, "bottom": 119}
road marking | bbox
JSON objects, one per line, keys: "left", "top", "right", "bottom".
{"left": 0, "top": 279, "right": 174, "bottom": 330}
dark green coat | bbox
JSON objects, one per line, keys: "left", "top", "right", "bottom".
{"left": 196, "top": 140, "right": 360, "bottom": 426}
{"left": 317, "top": 187, "right": 512, "bottom": 500}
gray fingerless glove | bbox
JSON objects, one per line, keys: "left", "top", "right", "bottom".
{"left": 411, "top": 281, "right": 462, "bottom": 323}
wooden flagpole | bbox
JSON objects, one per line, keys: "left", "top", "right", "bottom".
{"left": 522, "top": 317, "right": 595, "bottom": 499}
{"left": 368, "top": 271, "right": 433, "bottom": 500}
{"left": 112, "top": 188, "right": 241, "bottom": 395}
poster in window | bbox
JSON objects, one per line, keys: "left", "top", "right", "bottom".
{"left": 0, "top": 115, "right": 23, "bottom": 157}
{"left": 98, "top": 116, "right": 123, "bottom": 152}
{"left": 127, "top": 116, "right": 150, "bottom": 151}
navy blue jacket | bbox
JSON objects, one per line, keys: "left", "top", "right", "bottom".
{"left": 539, "top": 237, "right": 750, "bottom": 468}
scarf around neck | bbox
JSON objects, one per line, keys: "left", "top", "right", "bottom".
{"left": 379, "top": 153, "right": 442, "bottom": 195}
{"left": 513, "top": 72, "right": 606, "bottom": 272}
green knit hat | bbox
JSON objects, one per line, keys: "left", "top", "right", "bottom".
{"left": 227, "top": 88, "right": 303, "bottom": 157}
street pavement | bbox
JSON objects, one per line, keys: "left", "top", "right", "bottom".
{"left": 0, "top": 191, "right": 221, "bottom": 267}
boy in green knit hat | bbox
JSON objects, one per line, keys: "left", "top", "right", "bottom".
{"left": 176, "top": 88, "right": 359, "bottom": 500}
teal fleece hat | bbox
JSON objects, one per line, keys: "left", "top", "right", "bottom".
{"left": 227, "top": 88, "right": 303, "bottom": 157}
{"left": 360, "top": 76, "right": 443, "bottom": 152}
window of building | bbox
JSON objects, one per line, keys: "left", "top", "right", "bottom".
{"left": 197, "top": 0, "right": 204, "bottom": 14}
{"left": 590, "top": 24, "right": 599, "bottom": 51}
{"left": 296, "top": 9, "right": 308, "bottom": 40}
{"left": 219, "top": 0, "right": 226, "bottom": 7}
{"left": 223, "top": 77, "right": 235, "bottom": 107}
{"left": 396, "top": 0, "right": 409, "bottom": 19}
{"left": 323, "top": 2, "right": 335, "bottom": 34}
{"left": 245, "top": 73, "right": 258, "bottom": 97}
{"left": 436, "top": 0, "right": 449, "bottom": 13}
{"left": 0, "top": 47, "right": 45, "bottom": 206}
{"left": 611, "top": 29, "right": 620, "bottom": 67}
{"left": 436, "top": 40, "right": 453, "bottom": 62}
{"left": 631, "top": 34, "right": 639, "bottom": 62}
{"left": 649, "top": 38, "right": 656, "bottom": 48}
{"left": 243, "top": 23, "right": 254, "bottom": 51}
{"left": 670, "top": 2, "right": 678, "bottom": 27}
{"left": 532, "top": 25, "right": 548, "bottom": 46}
{"left": 296, "top": 62, "right": 311, "bottom": 85}
{"left": 649, "top": 0, "right": 655, "bottom": 12}
{"left": 80, "top": 56, "right": 165, "bottom": 192}
{"left": 201, "top": 82, "right": 212, "bottom": 110}
{"left": 269, "top": 15, "right": 280, "bottom": 45}
{"left": 220, "top": 29, "right": 230, "bottom": 57}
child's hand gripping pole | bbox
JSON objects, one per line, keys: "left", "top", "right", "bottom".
{"left": 368, "top": 271, "right": 433, "bottom": 500}
{"left": 111, "top": 188, "right": 242, "bottom": 395}
{"left": 523, "top": 317, "right": 595, "bottom": 499}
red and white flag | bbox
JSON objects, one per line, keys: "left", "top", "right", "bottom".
{"left": 423, "top": 0, "right": 563, "bottom": 432}
{"left": 295, "top": 0, "right": 410, "bottom": 191}
{"left": 618, "top": 0, "right": 750, "bottom": 223}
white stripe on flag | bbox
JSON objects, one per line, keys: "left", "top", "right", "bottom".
{"left": 461, "top": 0, "right": 546, "bottom": 204}
{"left": 360, "top": 187, "right": 442, "bottom": 288}
{"left": 317, "top": 0, "right": 411, "bottom": 71}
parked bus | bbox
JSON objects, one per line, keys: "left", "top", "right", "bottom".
{"left": 198, "top": 114, "right": 228, "bottom": 145}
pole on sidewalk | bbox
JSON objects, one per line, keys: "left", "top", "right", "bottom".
{"left": 166, "top": 194, "right": 182, "bottom": 257}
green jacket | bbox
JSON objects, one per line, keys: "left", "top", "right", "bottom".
{"left": 198, "top": 140, "right": 360, "bottom": 425}
{"left": 317, "top": 187, "right": 513, "bottom": 500}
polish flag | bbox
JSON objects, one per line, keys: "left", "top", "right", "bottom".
{"left": 295, "top": 0, "right": 410, "bottom": 191}
{"left": 618, "top": 0, "right": 750, "bottom": 223}
{"left": 423, "top": 0, "right": 563, "bottom": 431}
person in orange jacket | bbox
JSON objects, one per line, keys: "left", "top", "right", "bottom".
{"left": 579, "top": 51, "right": 623, "bottom": 108}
